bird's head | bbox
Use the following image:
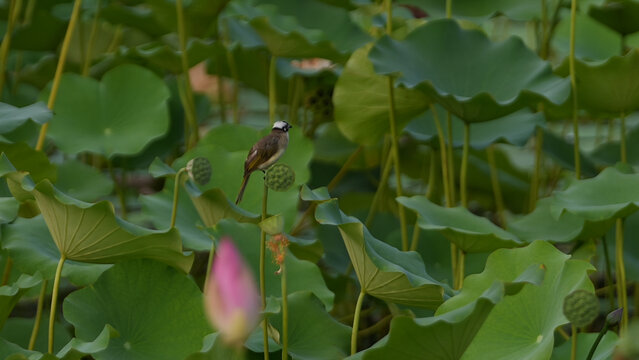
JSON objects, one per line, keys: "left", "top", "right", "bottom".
{"left": 273, "top": 121, "right": 292, "bottom": 132}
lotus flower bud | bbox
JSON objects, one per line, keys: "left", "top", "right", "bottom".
{"left": 563, "top": 289, "right": 599, "bottom": 328}
{"left": 186, "top": 157, "right": 212, "bottom": 185}
{"left": 265, "top": 163, "right": 295, "bottom": 192}
{"left": 204, "top": 238, "right": 261, "bottom": 347}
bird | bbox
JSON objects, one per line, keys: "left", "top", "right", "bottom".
{"left": 235, "top": 120, "right": 292, "bottom": 204}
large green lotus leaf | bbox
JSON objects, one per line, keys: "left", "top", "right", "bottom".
{"left": 396, "top": 0, "right": 562, "bottom": 21}
{"left": 0, "top": 338, "right": 39, "bottom": 360}
{"left": 186, "top": 185, "right": 261, "bottom": 228}
{"left": 0, "top": 197, "right": 19, "bottom": 224}
{"left": 145, "top": 0, "right": 230, "bottom": 37}
{"left": 2, "top": 216, "right": 111, "bottom": 286}
{"left": 333, "top": 45, "right": 429, "bottom": 146}
{"left": 3, "top": 168, "right": 193, "bottom": 272}
{"left": 140, "top": 189, "right": 213, "bottom": 251}
{"left": 63, "top": 260, "right": 211, "bottom": 360}
{"left": 45, "top": 64, "right": 170, "bottom": 157}
{"left": 369, "top": 19, "right": 570, "bottom": 123}
{"left": 398, "top": 196, "right": 524, "bottom": 253}
{"left": 436, "top": 241, "right": 595, "bottom": 360}
{"left": 405, "top": 107, "right": 544, "bottom": 149}
{"left": 0, "top": 273, "right": 42, "bottom": 330}
{"left": 54, "top": 160, "right": 114, "bottom": 203}
{"left": 314, "top": 199, "right": 446, "bottom": 308}
{"left": 211, "top": 220, "right": 335, "bottom": 310}
{"left": 0, "top": 102, "right": 50, "bottom": 134}
{"left": 550, "top": 332, "right": 618, "bottom": 360}
{"left": 552, "top": 12, "right": 623, "bottom": 62}
{"left": 265, "top": 292, "right": 350, "bottom": 360}
{"left": 233, "top": 0, "right": 370, "bottom": 63}
{"left": 0, "top": 142, "right": 57, "bottom": 183}
{"left": 550, "top": 167, "right": 639, "bottom": 227}
{"left": 589, "top": 0, "right": 639, "bottom": 35}
{"left": 507, "top": 198, "right": 586, "bottom": 243}
{"left": 352, "top": 267, "right": 544, "bottom": 360}
{"left": 555, "top": 50, "right": 639, "bottom": 117}
{"left": 176, "top": 124, "right": 313, "bottom": 230}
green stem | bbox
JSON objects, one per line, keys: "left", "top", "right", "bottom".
{"left": 529, "top": 128, "right": 544, "bottom": 212}
{"left": 460, "top": 122, "right": 469, "bottom": 208}
{"left": 568, "top": 0, "right": 580, "bottom": 179}
{"left": 365, "top": 148, "right": 393, "bottom": 227}
{"left": 36, "top": 0, "right": 83, "bottom": 151}
{"left": 616, "top": 219, "right": 628, "bottom": 334}
{"left": 540, "top": 0, "right": 548, "bottom": 59}
{"left": 446, "top": 112, "right": 456, "bottom": 204}
{"left": 385, "top": 0, "right": 392, "bottom": 33}
{"left": 204, "top": 240, "right": 215, "bottom": 294}
{"left": 107, "top": 159, "right": 127, "bottom": 219}
{"left": 601, "top": 235, "right": 616, "bottom": 311}
{"left": 1, "top": 257, "right": 12, "bottom": 285}
{"left": 387, "top": 77, "right": 408, "bottom": 251}
{"left": 170, "top": 168, "right": 186, "bottom": 229}
{"left": 261, "top": 181, "right": 270, "bottom": 359}
{"left": 410, "top": 151, "right": 437, "bottom": 251}
{"left": 351, "top": 290, "right": 366, "bottom": 355}
{"left": 222, "top": 20, "right": 240, "bottom": 124}
{"left": 82, "top": 0, "right": 100, "bottom": 77}
{"left": 620, "top": 113, "right": 627, "bottom": 163}
{"left": 29, "top": 279, "right": 48, "bottom": 350}
{"left": 106, "top": 24, "right": 122, "bottom": 53}
{"left": 446, "top": 0, "right": 452, "bottom": 18}
{"left": 486, "top": 145, "right": 505, "bottom": 227}
{"left": 176, "top": 0, "right": 198, "bottom": 149}
{"left": 269, "top": 56, "right": 277, "bottom": 125}
{"left": 0, "top": 0, "right": 22, "bottom": 99}
{"left": 281, "top": 262, "right": 288, "bottom": 360}
{"left": 457, "top": 251, "right": 465, "bottom": 289}
{"left": 48, "top": 255, "right": 66, "bottom": 354}
{"left": 585, "top": 323, "right": 608, "bottom": 360}
{"left": 430, "top": 105, "right": 451, "bottom": 207}
{"left": 570, "top": 325, "right": 577, "bottom": 360}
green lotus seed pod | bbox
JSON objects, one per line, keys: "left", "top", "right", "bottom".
{"left": 186, "top": 157, "right": 212, "bottom": 185}
{"left": 563, "top": 290, "right": 599, "bottom": 328}
{"left": 265, "top": 163, "right": 295, "bottom": 192}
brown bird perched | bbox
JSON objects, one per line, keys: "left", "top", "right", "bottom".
{"left": 236, "top": 121, "right": 292, "bottom": 204}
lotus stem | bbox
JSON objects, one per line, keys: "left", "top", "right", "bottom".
{"left": 568, "top": 0, "right": 580, "bottom": 179}
{"left": 620, "top": 113, "right": 627, "bottom": 163}
{"left": 460, "top": 123, "right": 469, "bottom": 208}
{"left": 1, "top": 257, "right": 12, "bottom": 285}
{"left": 0, "top": 0, "right": 22, "bottom": 99}
{"left": 585, "top": 323, "right": 608, "bottom": 360}
{"left": 29, "top": 280, "right": 48, "bottom": 350}
{"left": 446, "top": 0, "right": 452, "bottom": 18}
{"left": 387, "top": 77, "right": 408, "bottom": 251}
{"left": 365, "top": 147, "right": 393, "bottom": 227}
{"left": 82, "top": 0, "right": 101, "bottom": 77}
{"left": 107, "top": 159, "right": 127, "bottom": 219}
{"left": 222, "top": 20, "right": 240, "bottom": 124}
{"left": 446, "top": 112, "right": 456, "bottom": 204}
{"left": 351, "top": 290, "right": 366, "bottom": 355}
{"left": 529, "top": 128, "right": 544, "bottom": 212}
{"left": 601, "top": 236, "right": 616, "bottom": 311}
{"left": 36, "top": 0, "right": 83, "bottom": 151}
{"left": 170, "top": 168, "right": 187, "bottom": 229}
{"left": 410, "top": 151, "right": 437, "bottom": 251}
{"left": 487, "top": 145, "right": 505, "bottom": 227}
{"left": 430, "top": 105, "right": 451, "bottom": 207}
{"left": 176, "top": 0, "right": 198, "bottom": 149}
{"left": 269, "top": 56, "right": 277, "bottom": 125}
{"left": 281, "top": 262, "right": 288, "bottom": 360}
{"left": 48, "top": 255, "right": 66, "bottom": 354}
{"left": 570, "top": 325, "right": 577, "bottom": 360}
{"left": 615, "top": 219, "right": 628, "bottom": 334}
{"left": 261, "top": 181, "right": 270, "bottom": 359}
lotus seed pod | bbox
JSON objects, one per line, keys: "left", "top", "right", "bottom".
{"left": 186, "top": 157, "right": 212, "bottom": 185}
{"left": 265, "top": 163, "right": 295, "bottom": 192}
{"left": 563, "top": 290, "right": 599, "bottom": 328}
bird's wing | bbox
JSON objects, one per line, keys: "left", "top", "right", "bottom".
{"left": 244, "top": 135, "right": 280, "bottom": 174}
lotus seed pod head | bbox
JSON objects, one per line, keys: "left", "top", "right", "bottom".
{"left": 606, "top": 308, "right": 623, "bottom": 326}
{"left": 562, "top": 289, "right": 599, "bottom": 328}
{"left": 265, "top": 163, "right": 295, "bottom": 192}
{"left": 186, "top": 157, "right": 212, "bottom": 185}
{"left": 204, "top": 238, "right": 261, "bottom": 347}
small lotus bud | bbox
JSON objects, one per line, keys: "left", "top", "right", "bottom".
{"left": 186, "top": 157, "right": 211, "bottom": 185}
{"left": 563, "top": 289, "right": 599, "bottom": 328}
{"left": 265, "top": 163, "right": 295, "bottom": 192}
{"left": 606, "top": 308, "right": 623, "bottom": 326}
{"left": 204, "top": 238, "right": 261, "bottom": 347}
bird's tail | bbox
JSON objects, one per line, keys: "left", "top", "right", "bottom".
{"left": 235, "top": 173, "right": 250, "bottom": 204}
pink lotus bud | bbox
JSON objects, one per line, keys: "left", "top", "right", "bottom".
{"left": 204, "top": 238, "right": 261, "bottom": 347}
